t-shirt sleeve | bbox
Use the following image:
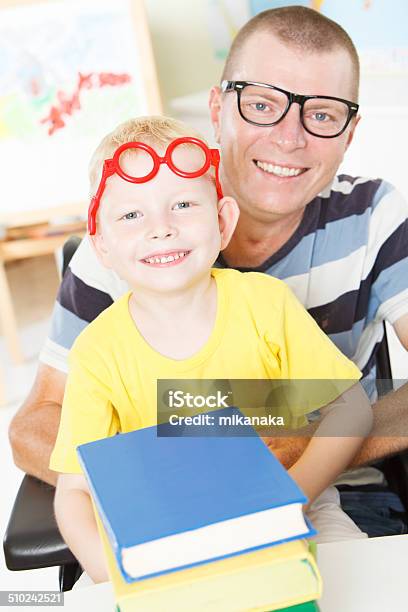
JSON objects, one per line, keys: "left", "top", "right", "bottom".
{"left": 367, "top": 183, "right": 408, "bottom": 324}
{"left": 263, "top": 284, "right": 362, "bottom": 425}
{"left": 49, "top": 339, "right": 120, "bottom": 474}
{"left": 39, "top": 237, "right": 122, "bottom": 373}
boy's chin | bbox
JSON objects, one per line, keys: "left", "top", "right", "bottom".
{"left": 130, "top": 275, "right": 196, "bottom": 294}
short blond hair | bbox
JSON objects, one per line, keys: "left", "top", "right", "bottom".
{"left": 222, "top": 6, "right": 360, "bottom": 100}
{"left": 89, "top": 115, "right": 206, "bottom": 195}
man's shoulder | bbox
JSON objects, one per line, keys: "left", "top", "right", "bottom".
{"left": 67, "top": 236, "right": 129, "bottom": 299}
{"left": 330, "top": 175, "right": 408, "bottom": 231}
{"left": 70, "top": 292, "right": 131, "bottom": 357}
{"left": 323, "top": 174, "right": 396, "bottom": 216}
{"left": 56, "top": 235, "right": 130, "bottom": 327}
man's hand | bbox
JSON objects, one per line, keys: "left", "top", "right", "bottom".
{"left": 262, "top": 434, "right": 311, "bottom": 469}
{"left": 8, "top": 363, "right": 66, "bottom": 486}
{"left": 261, "top": 416, "right": 318, "bottom": 469}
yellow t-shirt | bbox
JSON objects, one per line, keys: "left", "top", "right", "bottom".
{"left": 49, "top": 268, "right": 361, "bottom": 474}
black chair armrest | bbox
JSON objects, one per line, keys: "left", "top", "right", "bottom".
{"left": 3, "top": 475, "right": 77, "bottom": 570}
{"left": 380, "top": 450, "right": 408, "bottom": 513}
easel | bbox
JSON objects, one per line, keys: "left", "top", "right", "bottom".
{"left": 0, "top": 203, "right": 86, "bottom": 365}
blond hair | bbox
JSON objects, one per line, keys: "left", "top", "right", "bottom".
{"left": 89, "top": 115, "right": 206, "bottom": 195}
{"left": 222, "top": 6, "right": 359, "bottom": 100}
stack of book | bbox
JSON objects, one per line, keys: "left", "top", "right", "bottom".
{"left": 77, "top": 407, "right": 322, "bottom": 611}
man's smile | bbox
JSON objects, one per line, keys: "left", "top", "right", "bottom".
{"left": 254, "top": 159, "right": 309, "bottom": 178}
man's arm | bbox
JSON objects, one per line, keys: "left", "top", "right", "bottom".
{"left": 349, "top": 313, "right": 408, "bottom": 464}
{"left": 8, "top": 235, "right": 119, "bottom": 485}
{"left": 352, "top": 381, "right": 408, "bottom": 465}
{"left": 8, "top": 363, "right": 66, "bottom": 486}
{"left": 266, "top": 381, "right": 408, "bottom": 469}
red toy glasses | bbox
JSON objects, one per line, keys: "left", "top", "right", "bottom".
{"left": 87, "top": 136, "right": 223, "bottom": 234}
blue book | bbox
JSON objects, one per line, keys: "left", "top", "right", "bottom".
{"left": 77, "top": 407, "right": 315, "bottom": 583}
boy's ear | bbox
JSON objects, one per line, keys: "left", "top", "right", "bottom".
{"left": 89, "top": 230, "right": 113, "bottom": 269}
{"left": 217, "top": 196, "right": 240, "bottom": 250}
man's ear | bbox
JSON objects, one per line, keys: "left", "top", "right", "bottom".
{"left": 217, "top": 196, "right": 240, "bottom": 250}
{"left": 89, "top": 230, "right": 113, "bottom": 270}
{"left": 209, "top": 86, "right": 222, "bottom": 144}
{"left": 345, "top": 114, "right": 361, "bottom": 151}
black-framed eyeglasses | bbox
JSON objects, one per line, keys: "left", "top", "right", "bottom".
{"left": 221, "top": 80, "right": 359, "bottom": 139}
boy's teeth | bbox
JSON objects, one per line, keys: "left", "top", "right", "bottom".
{"left": 144, "top": 251, "right": 187, "bottom": 264}
{"left": 256, "top": 161, "right": 303, "bottom": 177}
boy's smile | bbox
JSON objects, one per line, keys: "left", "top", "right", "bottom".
{"left": 140, "top": 249, "right": 191, "bottom": 267}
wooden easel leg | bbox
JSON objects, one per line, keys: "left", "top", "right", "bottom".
{"left": 0, "top": 258, "right": 24, "bottom": 365}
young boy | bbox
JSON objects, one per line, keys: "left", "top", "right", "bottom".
{"left": 49, "top": 116, "right": 372, "bottom": 586}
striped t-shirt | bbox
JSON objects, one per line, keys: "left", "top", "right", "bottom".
{"left": 41, "top": 174, "right": 408, "bottom": 400}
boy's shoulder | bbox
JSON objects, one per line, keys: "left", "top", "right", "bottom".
{"left": 212, "top": 269, "right": 292, "bottom": 325}
{"left": 213, "top": 268, "right": 289, "bottom": 297}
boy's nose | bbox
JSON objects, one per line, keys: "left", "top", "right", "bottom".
{"left": 147, "top": 222, "right": 179, "bottom": 241}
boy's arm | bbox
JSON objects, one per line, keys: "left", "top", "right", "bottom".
{"left": 266, "top": 381, "right": 408, "bottom": 470}
{"left": 287, "top": 382, "right": 373, "bottom": 503}
{"left": 54, "top": 473, "right": 109, "bottom": 583}
{"left": 8, "top": 364, "right": 66, "bottom": 486}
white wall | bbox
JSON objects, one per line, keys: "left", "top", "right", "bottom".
{"left": 340, "top": 74, "right": 408, "bottom": 202}
{"left": 339, "top": 74, "right": 408, "bottom": 379}
{"left": 144, "top": 0, "right": 223, "bottom": 110}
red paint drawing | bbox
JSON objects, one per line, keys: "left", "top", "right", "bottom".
{"left": 41, "top": 71, "right": 131, "bottom": 135}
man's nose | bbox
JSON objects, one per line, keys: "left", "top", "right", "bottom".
{"left": 268, "top": 103, "right": 307, "bottom": 151}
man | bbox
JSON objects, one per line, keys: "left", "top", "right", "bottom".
{"left": 9, "top": 6, "right": 408, "bottom": 534}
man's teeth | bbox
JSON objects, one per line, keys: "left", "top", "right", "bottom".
{"left": 256, "top": 161, "right": 304, "bottom": 177}
{"left": 144, "top": 251, "right": 188, "bottom": 264}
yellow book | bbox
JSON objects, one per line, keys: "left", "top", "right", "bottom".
{"left": 95, "top": 511, "right": 321, "bottom": 612}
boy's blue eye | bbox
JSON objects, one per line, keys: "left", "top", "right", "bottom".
{"left": 122, "top": 211, "right": 142, "bottom": 220}
{"left": 173, "top": 201, "right": 191, "bottom": 210}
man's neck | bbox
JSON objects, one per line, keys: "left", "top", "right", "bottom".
{"left": 222, "top": 208, "right": 305, "bottom": 268}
